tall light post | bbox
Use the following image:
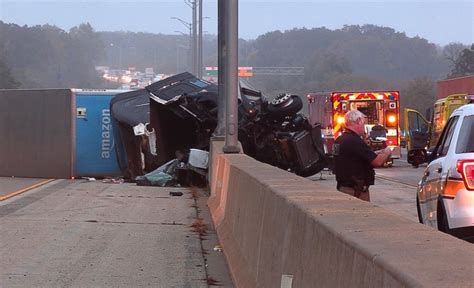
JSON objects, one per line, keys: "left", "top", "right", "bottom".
{"left": 171, "top": 16, "right": 195, "bottom": 74}
{"left": 175, "top": 31, "right": 191, "bottom": 73}
{"left": 198, "top": 0, "right": 203, "bottom": 78}
{"left": 192, "top": 0, "right": 198, "bottom": 76}
{"left": 198, "top": 15, "right": 210, "bottom": 78}
{"left": 109, "top": 43, "right": 122, "bottom": 69}
{"left": 222, "top": 0, "right": 240, "bottom": 153}
{"left": 184, "top": 0, "right": 199, "bottom": 76}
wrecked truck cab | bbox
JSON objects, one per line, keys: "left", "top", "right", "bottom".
{"left": 145, "top": 72, "right": 218, "bottom": 167}
{"left": 110, "top": 88, "right": 159, "bottom": 179}
{"left": 145, "top": 72, "right": 327, "bottom": 177}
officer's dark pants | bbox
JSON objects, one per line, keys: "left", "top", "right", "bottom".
{"left": 337, "top": 186, "right": 370, "bottom": 202}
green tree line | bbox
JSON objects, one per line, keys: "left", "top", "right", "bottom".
{"left": 0, "top": 21, "right": 472, "bottom": 115}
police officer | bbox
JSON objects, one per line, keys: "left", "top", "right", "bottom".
{"left": 333, "top": 110, "right": 392, "bottom": 201}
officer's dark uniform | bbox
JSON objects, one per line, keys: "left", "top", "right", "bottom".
{"left": 333, "top": 129, "right": 377, "bottom": 201}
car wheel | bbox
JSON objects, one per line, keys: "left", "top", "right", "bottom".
{"left": 416, "top": 195, "right": 423, "bottom": 224}
{"left": 384, "top": 160, "right": 393, "bottom": 167}
{"left": 437, "top": 198, "right": 451, "bottom": 234}
{"left": 267, "top": 93, "right": 303, "bottom": 118}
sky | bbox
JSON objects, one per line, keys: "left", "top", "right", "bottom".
{"left": 0, "top": 0, "right": 473, "bottom": 46}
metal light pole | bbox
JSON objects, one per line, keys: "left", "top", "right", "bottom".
{"left": 109, "top": 43, "right": 122, "bottom": 69}
{"left": 171, "top": 17, "right": 194, "bottom": 74}
{"left": 222, "top": 0, "right": 240, "bottom": 153}
{"left": 175, "top": 31, "right": 191, "bottom": 73}
{"left": 192, "top": 0, "right": 198, "bottom": 76}
{"left": 198, "top": 0, "right": 203, "bottom": 78}
{"left": 198, "top": 9, "right": 210, "bottom": 79}
{"left": 215, "top": 0, "right": 226, "bottom": 136}
{"left": 183, "top": 0, "right": 198, "bottom": 75}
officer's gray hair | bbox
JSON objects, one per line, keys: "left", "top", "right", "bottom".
{"left": 345, "top": 109, "right": 366, "bottom": 125}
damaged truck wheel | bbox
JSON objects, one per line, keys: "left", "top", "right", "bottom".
{"left": 267, "top": 93, "right": 303, "bottom": 119}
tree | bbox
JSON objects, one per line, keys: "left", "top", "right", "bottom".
{"left": 449, "top": 44, "right": 474, "bottom": 78}
{"left": 400, "top": 77, "right": 435, "bottom": 120}
{"left": 0, "top": 59, "right": 20, "bottom": 88}
{"left": 443, "top": 42, "right": 466, "bottom": 67}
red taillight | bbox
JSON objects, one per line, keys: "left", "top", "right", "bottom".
{"left": 387, "top": 114, "right": 397, "bottom": 124}
{"left": 385, "top": 112, "right": 398, "bottom": 127}
{"left": 456, "top": 160, "right": 474, "bottom": 191}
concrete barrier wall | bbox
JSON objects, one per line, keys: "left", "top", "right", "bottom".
{"left": 208, "top": 150, "right": 474, "bottom": 287}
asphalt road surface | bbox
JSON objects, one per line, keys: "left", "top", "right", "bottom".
{"left": 0, "top": 152, "right": 427, "bottom": 287}
{"left": 0, "top": 179, "right": 232, "bottom": 287}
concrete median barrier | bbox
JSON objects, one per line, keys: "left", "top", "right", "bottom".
{"left": 208, "top": 151, "right": 474, "bottom": 287}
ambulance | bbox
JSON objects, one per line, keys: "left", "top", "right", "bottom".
{"left": 307, "top": 91, "right": 402, "bottom": 166}
{"left": 404, "top": 93, "right": 474, "bottom": 167}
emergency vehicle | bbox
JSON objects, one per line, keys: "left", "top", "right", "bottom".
{"left": 307, "top": 91, "right": 402, "bottom": 165}
{"left": 404, "top": 94, "right": 474, "bottom": 166}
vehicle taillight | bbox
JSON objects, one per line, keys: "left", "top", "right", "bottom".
{"left": 456, "top": 160, "right": 474, "bottom": 191}
{"left": 386, "top": 112, "right": 396, "bottom": 125}
{"left": 337, "top": 116, "right": 345, "bottom": 124}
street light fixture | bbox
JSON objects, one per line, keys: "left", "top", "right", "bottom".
{"left": 174, "top": 31, "right": 191, "bottom": 73}
{"left": 171, "top": 16, "right": 195, "bottom": 74}
{"left": 109, "top": 43, "right": 123, "bottom": 69}
{"left": 174, "top": 30, "right": 188, "bottom": 36}
{"left": 198, "top": 15, "right": 210, "bottom": 78}
{"left": 171, "top": 16, "right": 192, "bottom": 32}
{"left": 182, "top": 0, "right": 198, "bottom": 76}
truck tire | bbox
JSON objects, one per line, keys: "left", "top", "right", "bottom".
{"left": 416, "top": 195, "right": 423, "bottom": 224}
{"left": 437, "top": 198, "right": 451, "bottom": 234}
{"left": 267, "top": 93, "right": 303, "bottom": 119}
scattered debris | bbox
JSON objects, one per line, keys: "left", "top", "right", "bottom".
{"left": 102, "top": 177, "right": 124, "bottom": 184}
{"left": 136, "top": 149, "right": 208, "bottom": 187}
{"left": 213, "top": 245, "right": 222, "bottom": 252}
{"left": 82, "top": 177, "right": 96, "bottom": 181}
{"left": 206, "top": 276, "right": 221, "bottom": 286}
{"left": 169, "top": 191, "right": 183, "bottom": 196}
{"left": 191, "top": 218, "right": 208, "bottom": 237}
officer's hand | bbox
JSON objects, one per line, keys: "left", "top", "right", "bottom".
{"left": 383, "top": 147, "right": 393, "bottom": 155}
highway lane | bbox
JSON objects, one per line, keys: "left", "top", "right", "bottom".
{"left": 0, "top": 180, "right": 232, "bottom": 287}
{"left": 0, "top": 153, "right": 431, "bottom": 287}
{"left": 0, "top": 177, "right": 55, "bottom": 201}
{"left": 374, "top": 157, "right": 427, "bottom": 187}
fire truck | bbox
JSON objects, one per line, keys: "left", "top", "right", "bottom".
{"left": 307, "top": 91, "right": 402, "bottom": 167}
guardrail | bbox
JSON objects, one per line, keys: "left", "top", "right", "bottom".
{"left": 208, "top": 140, "right": 474, "bottom": 288}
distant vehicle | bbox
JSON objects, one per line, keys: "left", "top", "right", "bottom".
{"left": 416, "top": 103, "right": 474, "bottom": 242}
{"left": 404, "top": 94, "right": 474, "bottom": 167}
{"left": 431, "top": 94, "right": 474, "bottom": 147}
{"left": 130, "top": 78, "right": 139, "bottom": 88}
{"left": 307, "top": 91, "right": 401, "bottom": 168}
